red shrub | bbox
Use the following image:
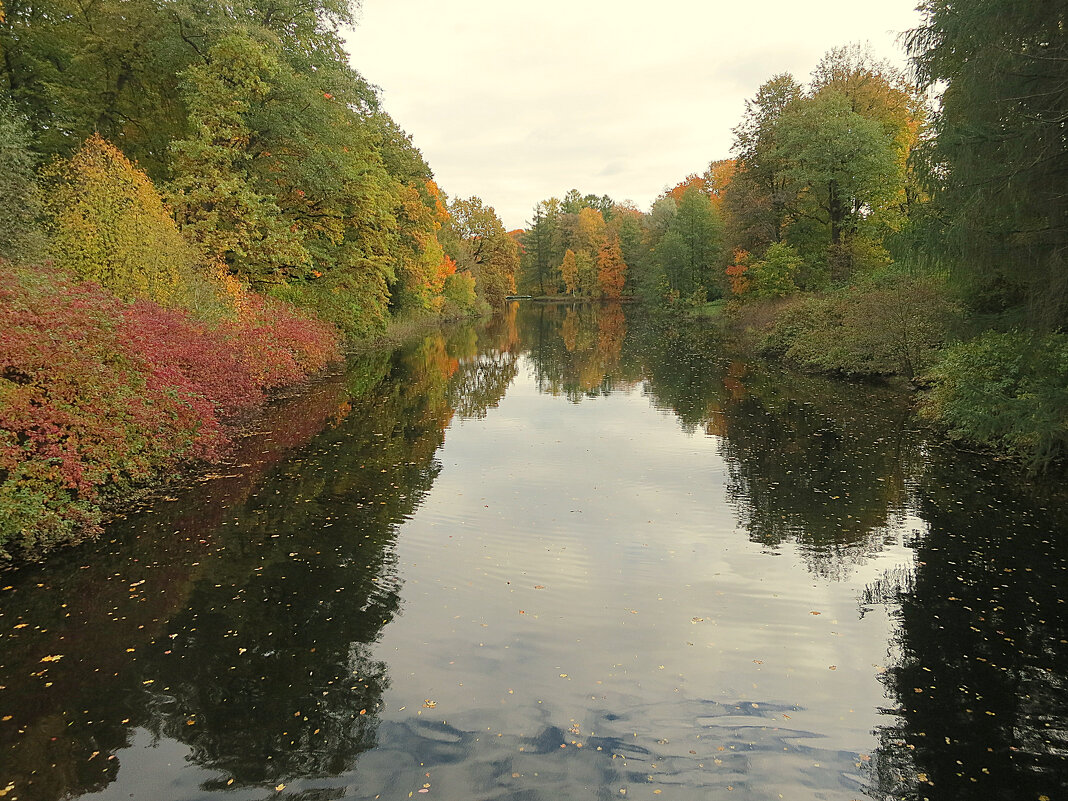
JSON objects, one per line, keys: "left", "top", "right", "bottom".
{"left": 0, "top": 263, "right": 340, "bottom": 560}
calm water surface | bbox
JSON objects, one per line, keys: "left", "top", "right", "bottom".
{"left": 1, "top": 303, "right": 1066, "bottom": 801}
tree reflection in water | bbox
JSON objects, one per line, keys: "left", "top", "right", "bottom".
{"left": 0, "top": 319, "right": 520, "bottom": 800}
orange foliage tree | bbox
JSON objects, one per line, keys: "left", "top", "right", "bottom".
{"left": 597, "top": 239, "right": 627, "bottom": 299}
{"left": 704, "top": 159, "right": 737, "bottom": 208}
{"left": 725, "top": 249, "right": 752, "bottom": 297}
{"left": 665, "top": 173, "right": 707, "bottom": 205}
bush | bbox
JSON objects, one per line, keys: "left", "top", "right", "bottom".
{"left": 442, "top": 271, "right": 485, "bottom": 318}
{"left": 0, "top": 262, "right": 339, "bottom": 560}
{"left": 749, "top": 242, "right": 801, "bottom": 298}
{"left": 761, "top": 274, "right": 957, "bottom": 377}
{"left": 924, "top": 331, "right": 1068, "bottom": 470}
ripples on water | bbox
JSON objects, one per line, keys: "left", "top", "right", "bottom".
{"left": 0, "top": 303, "right": 1065, "bottom": 801}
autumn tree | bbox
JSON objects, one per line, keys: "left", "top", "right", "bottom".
{"left": 42, "top": 134, "right": 200, "bottom": 307}
{"left": 597, "top": 239, "right": 627, "bottom": 299}
{"left": 560, "top": 248, "right": 579, "bottom": 295}
{"left": 575, "top": 249, "right": 597, "bottom": 297}
{"left": 445, "top": 196, "right": 517, "bottom": 307}
{"left": 702, "top": 159, "right": 736, "bottom": 209}
{"left": 576, "top": 207, "right": 607, "bottom": 257}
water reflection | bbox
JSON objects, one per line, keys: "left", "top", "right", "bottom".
{"left": 0, "top": 302, "right": 1065, "bottom": 801}
{"left": 869, "top": 450, "right": 1068, "bottom": 801}
{"left": 0, "top": 318, "right": 519, "bottom": 800}
{"left": 524, "top": 305, "right": 923, "bottom": 578}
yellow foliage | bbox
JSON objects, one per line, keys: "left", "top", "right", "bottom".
{"left": 43, "top": 134, "right": 202, "bottom": 307}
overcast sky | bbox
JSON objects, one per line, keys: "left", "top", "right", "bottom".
{"left": 344, "top": 1, "right": 923, "bottom": 230}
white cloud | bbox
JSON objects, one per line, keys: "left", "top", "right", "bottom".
{"left": 345, "top": 0, "right": 921, "bottom": 228}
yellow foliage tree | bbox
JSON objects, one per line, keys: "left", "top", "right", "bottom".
{"left": 43, "top": 134, "right": 200, "bottom": 307}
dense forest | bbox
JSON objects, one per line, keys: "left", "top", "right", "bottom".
{"left": 513, "top": 3, "right": 1066, "bottom": 472}
{"left": 0, "top": 0, "right": 1064, "bottom": 561}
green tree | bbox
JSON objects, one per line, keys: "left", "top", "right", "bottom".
{"left": 168, "top": 32, "right": 308, "bottom": 283}
{"left": 522, "top": 199, "right": 559, "bottom": 295}
{"left": 774, "top": 90, "right": 899, "bottom": 277}
{"left": 656, "top": 187, "right": 724, "bottom": 298}
{"left": 0, "top": 97, "right": 43, "bottom": 261}
{"left": 0, "top": 0, "right": 189, "bottom": 173}
{"left": 726, "top": 73, "right": 803, "bottom": 250}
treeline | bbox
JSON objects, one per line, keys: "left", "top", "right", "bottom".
{"left": 0, "top": 0, "right": 519, "bottom": 559}
{"left": 517, "top": 2, "right": 1067, "bottom": 469}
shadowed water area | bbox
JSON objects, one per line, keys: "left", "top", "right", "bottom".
{"left": 1, "top": 302, "right": 1066, "bottom": 801}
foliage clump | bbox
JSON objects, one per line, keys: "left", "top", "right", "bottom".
{"left": 42, "top": 134, "right": 202, "bottom": 308}
{"left": 923, "top": 331, "right": 1068, "bottom": 471}
{"left": 760, "top": 274, "right": 957, "bottom": 378}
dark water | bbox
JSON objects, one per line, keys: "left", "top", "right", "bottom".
{"left": 1, "top": 303, "right": 1066, "bottom": 801}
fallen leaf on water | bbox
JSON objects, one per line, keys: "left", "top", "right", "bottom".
{"left": 275, "top": 784, "right": 285, "bottom": 791}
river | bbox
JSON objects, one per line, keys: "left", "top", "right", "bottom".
{"left": 1, "top": 302, "right": 1065, "bottom": 801}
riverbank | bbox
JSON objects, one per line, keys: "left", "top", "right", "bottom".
{"left": 706, "top": 284, "right": 1067, "bottom": 473}
{"left": 0, "top": 255, "right": 500, "bottom": 567}
{"left": 0, "top": 261, "right": 346, "bottom": 563}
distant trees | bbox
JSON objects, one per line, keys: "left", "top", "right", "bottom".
{"left": 519, "top": 190, "right": 634, "bottom": 298}
{"left": 445, "top": 196, "right": 518, "bottom": 308}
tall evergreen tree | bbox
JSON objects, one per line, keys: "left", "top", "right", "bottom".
{"left": 908, "top": 0, "right": 1068, "bottom": 328}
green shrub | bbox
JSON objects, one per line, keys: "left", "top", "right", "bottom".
{"left": 41, "top": 135, "right": 201, "bottom": 308}
{"left": 924, "top": 331, "right": 1068, "bottom": 470}
{"left": 761, "top": 274, "right": 957, "bottom": 377}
